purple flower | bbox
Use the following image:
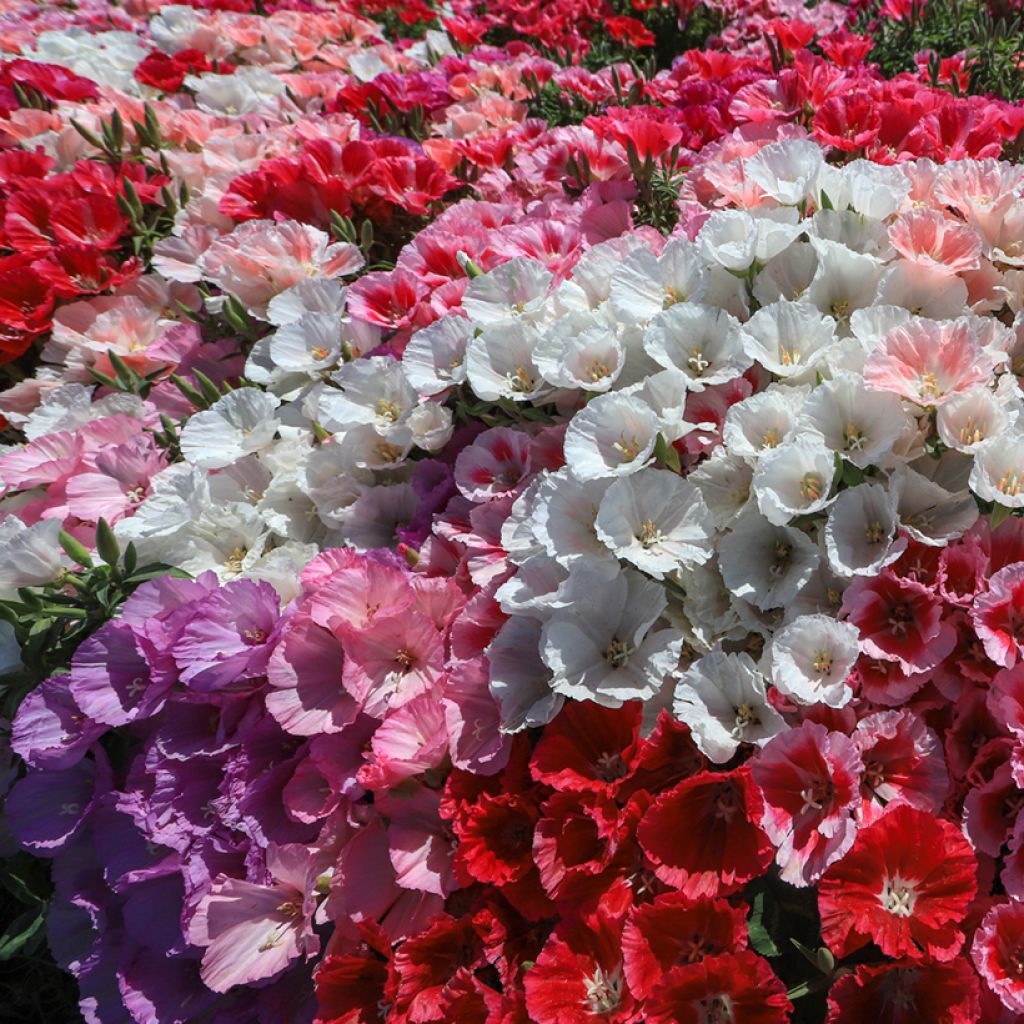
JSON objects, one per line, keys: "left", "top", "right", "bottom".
{"left": 12, "top": 674, "right": 105, "bottom": 769}
{"left": 172, "top": 579, "right": 282, "bottom": 692}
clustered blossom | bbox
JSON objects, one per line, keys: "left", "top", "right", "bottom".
{"left": 3, "top": 0, "right": 1024, "bottom": 1022}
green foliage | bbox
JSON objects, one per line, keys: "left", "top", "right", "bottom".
{"left": 862, "top": 0, "right": 1024, "bottom": 101}
{"left": 0, "top": 520, "right": 188, "bottom": 718}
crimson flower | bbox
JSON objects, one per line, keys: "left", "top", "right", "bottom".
{"left": 818, "top": 804, "right": 977, "bottom": 961}
{"left": 644, "top": 951, "right": 791, "bottom": 1024}
{"left": 637, "top": 768, "right": 773, "bottom": 899}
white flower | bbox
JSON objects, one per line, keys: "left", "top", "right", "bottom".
{"left": 798, "top": 372, "right": 914, "bottom": 469}
{"left": 937, "top": 386, "right": 1011, "bottom": 454}
{"left": 407, "top": 403, "right": 454, "bottom": 451}
{"left": 698, "top": 210, "right": 758, "bottom": 271}
{"left": 629, "top": 369, "right": 700, "bottom": 443}
{"left": 673, "top": 649, "right": 786, "bottom": 763}
{"left": 752, "top": 435, "right": 836, "bottom": 526}
{"left": 266, "top": 279, "right": 348, "bottom": 327}
{"left": 594, "top": 468, "right": 715, "bottom": 578}
{"left": 745, "top": 139, "right": 825, "bottom": 206}
{"left": 608, "top": 237, "right": 709, "bottom": 324}
{"left": 824, "top": 482, "right": 905, "bottom": 576}
{"left": 464, "top": 321, "right": 549, "bottom": 403}
{"left": 895, "top": 463, "right": 980, "bottom": 543}
{"left": 806, "top": 238, "right": 884, "bottom": 330}
{"left": 488, "top": 616, "right": 563, "bottom": 732}
{"left": 644, "top": 303, "right": 750, "bottom": 389}
{"left": 341, "top": 482, "right": 419, "bottom": 550}
{"left": 689, "top": 450, "right": 754, "bottom": 528}
{"left": 718, "top": 512, "right": 819, "bottom": 610}
{"left": 740, "top": 300, "right": 837, "bottom": 378}
{"left": 563, "top": 393, "right": 659, "bottom": 480}
{"left": 268, "top": 313, "right": 344, "bottom": 375}
{"left": 807, "top": 208, "right": 890, "bottom": 257}
{"left": 768, "top": 615, "right": 860, "bottom": 707}
{"left": 318, "top": 357, "right": 416, "bottom": 436}
{"left": 335, "top": 424, "right": 413, "bottom": 471}
{"left": 403, "top": 315, "right": 471, "bottom": 396}
{"left": 722, "top": 385, "right": 808, "bottom": 460}
{"left": 876, "top": 261, "right": 969, "bottom": 320}
{"left": 179, "top": 388, "right": 281, "bottom": 470}
{"left": 534, "top": 313, "right": 624, "bottom": 391}
{"left": 970, "top": 434, "right": 1024, "bottom": 509}
{"left": 0, "top": 519, "right": 66, "bottom": 594}
{"left": 300, "top": 442, "right": 367, "bottom": 527}
{"left": 533, "top": 469, "right": 617, "bottom": 570}
{"left": 460, "top": 257, "right": 552, "bottom": 325}
{"left": 540, "top": 568, "right": 684, "bottom": 706}
{"left": 495, "top": 555, "right": 571, "bottom": 614}
{"left": 753, "top": 241, "right": 818, "bottom": 306}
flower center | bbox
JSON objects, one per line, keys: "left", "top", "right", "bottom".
{"left": 769, "top": 541, "right": 791, "bottom": 578}
{"left": 812, "top": 649, "right": 833, "bottom": 674}
{"left": 595, "top": 751, "right": 628, "bottom": 782}
{"left": 887, "top": 602, "right": 913, "bottom": 637}
{"left": 699, "top": 994, "right": 734, "bottom": 1024}
{"left": 880, "top": 876, "right": 917, "bottom": 918}
{"left": 612, "top": 433, "right": 644, "bottom": 463}
{"left": 603, "top": 638, "right": 633, "bottom": 668}
{"left": 798, "top": 777, "right": 834, "bottom": 815}
{"left": 865, "top": 520, "right": 886, "bottom": 544}
{"left": 958, "top": 416, "right": 986, "bottom": 445}
{"left": 778, "top": 343, "right": 800, "bottom": 366}
{"left": 663, "top": 286, "right": 685, "bottom": 308}
{"left": 998, "top": 467, "right": 1024, "bottom": 498}
{"left": 731, "top": 702, "right": 759, "bottom": 738}
{"left": 375, "top": 398, "right": 401, "bottom": 423}
{"left": 688, "top": 347, "right": 711, "bottom": 375}
{"left": 637, "top": 518, "right": 663, "bottom": 548}
{"left": 587, "top": 359, "right": 612, "bottom": 382}
{"left": 242, "top": 626, "right": 268, "bottom": 645}
{"left": 799, "top": 472, "right": 824, "bottom": 503}
{"left": 917, "top": 371, "right": 940, "bottom": 401}
{"left": 506, "top": 366, "right": 535, "bottom": 393}
{"left": 582, "top": 964, "right": 624, "bottom": 1014}
{"left": 843, "top": 423, "right": 867, "bottom": 451}
{"left": 310, "top": 345, "right": 330, "bottom": 360}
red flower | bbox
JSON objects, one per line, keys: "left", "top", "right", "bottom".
{"left": 524, "top": 910, "right": 639, "bottom": 1024}
{"left": 529, "top": 701, "right": 642, "bottom": 797}
{"left": 825, "top": 958, "right": 980, "bottom": 1023}
{"left": 606, "top": 16, "right": 655, "bottom": 47}
{"left": 972, "top": 900, "right": 1024, "bottom": 1014}
{"left": 814, "top": 94, "right": 882, "bottom": 153}
{"left": 818, "top": 804, "right": 977, "bottom": 961}
{"left": 644, "top": 951, "right": 791, "bottom": 1024}
{"left": 451, "top": 792, "right": 539, "bottom": 887}
{"left": 390, "top": 913, "right": 484, "bottom": 1022}
{"left": 840, "top": 571, "right": 956, "bottom": 674}
{"left": 621, "top": 892, "right": 747, "bottom": 1000}
{"left": 314, "top": 945, "right": 391, "bottom": 1024}
{"left": 637, "top": 768, "right": 773, "bottom": 899}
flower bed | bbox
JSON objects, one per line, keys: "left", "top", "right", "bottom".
{"left": 2, "top": 1, "right": 1024, "bottom": 1022}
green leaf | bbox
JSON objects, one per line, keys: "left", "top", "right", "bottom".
{"left": 0, "top": 905, "right": 47, "bottom": 960}
{"left": 59, "top": 530, "right": 93, "bottom": 568}
{"left": 819, "top": 190, "right": 834, "bottom": 211}
{"left": 654, "top": 433, "right": 681, "bottom": 474}
{"left": 95, "top": 518, "right": 120, "bottom": 569}
{"left": 992, "top": 502, "right": 1013, "bottom": 530}
{"left": 747, "top": 891, "right": 781, "bottom": 957}
{"left": 192, "top": 369, "right": 224, "bottom": 407}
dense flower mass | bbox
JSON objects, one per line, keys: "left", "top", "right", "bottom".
{"left": 3, "top": 0, "right": 1024, "bottom": 1022}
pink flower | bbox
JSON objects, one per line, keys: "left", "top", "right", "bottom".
{"left": 888, "top": 209, "right": 982, "bottom": 274}
{"left": 972, "top": 564, "right": 1024, "bottom": 669}
{"left": 853, "top": 710, "right": 948, "bottom": 825}
{"left": 454, "top": 426, "right": 532, "bottom": 503}
{"left": 972, "top": 900, "right": 1024, "bottom": 1014}
{"left": 841, "top": 571, "right": 957, "bottom": 674}
{"left": 863, "top": 319, "right": 994, "bottom": 407}
{"left": 751, "top": 721, "right": 862, "bottom": 886}
{"left": 188, "top": 843, "right": 322, "bottom": 993}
